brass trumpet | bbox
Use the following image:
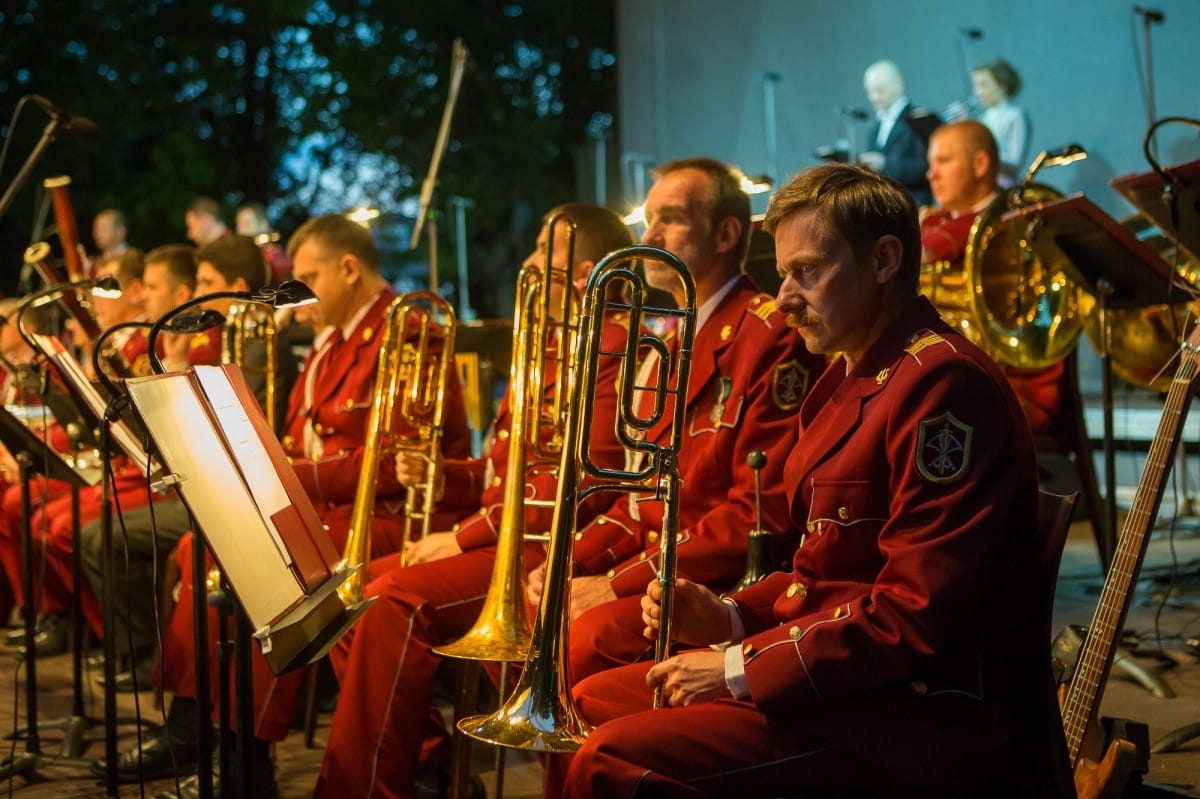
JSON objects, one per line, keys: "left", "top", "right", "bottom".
{"left": 337, "top": 292, "right": 457, "bottom": 605}
{"left": 458, "top": 245, "right": 695, "bottom": 752}
{"left": 434, "top": 212, "right": 579, "bottom": 662}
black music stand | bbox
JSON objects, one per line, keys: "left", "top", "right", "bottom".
{"left": 31, "top": 332, "right": 168, "bottom": 798}
{"left": 1003, "top": 193, "right": 1196, "bottom": 571}
{"left": 1112, "top": 157, "right": 1200, "bottom": 525}
{"left": 0, "top": 405, "right": 98, "bottom": 781}
{"left": 1111, "top": 156, "right": 1200, "bottom": 265}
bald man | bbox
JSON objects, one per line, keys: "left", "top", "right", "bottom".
{"left": 859, "top": 59, "right": 937, "bottom": 204}
{"left": 920, "top": 119, "right": 1063, "bottom": 435}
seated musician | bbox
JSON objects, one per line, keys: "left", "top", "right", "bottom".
{"left": 550, "top": 162, "right": 1067, "bottom": 799}
{"left": 106, "top": 214, "right": 472, "bottom": 799}
{"left": 0, "top": 300, "right": 81, "bottom": 653}
{"left": 531, "top": 157, "right": 824, "bottom": 694}
{"left": 921, "top": 119, "right": 1063, "bottom": 434}
{"left": 312, "top": 202, "right": 635, "bottom": 799}
{"left": 0, "top": 249, "right": 156, "bottom": 658}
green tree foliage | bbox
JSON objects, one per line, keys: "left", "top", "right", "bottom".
{"left": 0, "top": 0, "right": 617, "bottom": 316}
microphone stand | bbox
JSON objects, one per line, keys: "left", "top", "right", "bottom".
{"left": 409, "top": 38, "right": 469, "bottom": 292}
{"left": 0, "top": 109, "right": 64, "bottom": 222}
{"left": 1138, "top": 8, "right": 1160, "bottom": 137}
{"left": 89, "top": 320, "right": 163, "bottom": 798}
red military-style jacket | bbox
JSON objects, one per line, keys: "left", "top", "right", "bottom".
{"left": 280, "top": 289, "right": 472, "bottom": 511}
{"left": 730, "top": 297, "right": 1052, "bottom": 793}
{"left": 447, "top": 313, "right": 630, "bottom": 552}
{"left": 570, "top": 275, "right": 826, "bottom": 597}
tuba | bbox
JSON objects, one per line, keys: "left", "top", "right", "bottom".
{"left": 434, "top": 213, "right": 578, "bottom": 663}
{"left": 336, "top": 292, "right": 457, "bottom": 605}
{"left": 921, "top": 183, "right": 1083, "bottom": 368}
{"left": 458, "top": 245, "right": 695, "bottom": 753}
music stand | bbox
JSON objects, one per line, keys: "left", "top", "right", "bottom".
{"left": 28, "top": 332, "right": 163, "bottom": 797}
{"left": 0, "top": 405, "right": 98, "bottom": 781}
{"left": 1002, "top": 193, "right": 1197, "bottom": 570}
{"left": 125, "top": 364, "right": 373, "bottom": 796}
{"left": 1110, "top": 156, "right": 1200, "bottom": 265}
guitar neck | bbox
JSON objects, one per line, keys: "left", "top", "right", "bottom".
{"left": 1061, "top": 355, "right": 1199, "bottom": 763}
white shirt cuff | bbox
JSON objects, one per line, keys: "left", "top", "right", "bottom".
{"left": 717, "top": 598, "right": 750, "bottom": 700}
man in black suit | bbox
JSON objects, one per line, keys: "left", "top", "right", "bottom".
{"left": 858, "top": 59, "right": 938, "bottom": 205}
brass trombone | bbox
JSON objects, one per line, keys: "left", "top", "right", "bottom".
{"left": 337, "top": 292, "right": 457, "bottom": 604}
{"left": 458, "top": 245, "right": 695, "bottom": 753}
{"left": 434, "top": 213, "right": 578, "bottom": 662}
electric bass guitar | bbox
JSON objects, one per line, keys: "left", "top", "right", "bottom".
{"left": 1060, "top": 323, "right": 1200, "bottom": 799}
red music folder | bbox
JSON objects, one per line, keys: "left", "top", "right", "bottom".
{"left": 125, "top": 363, "right": 369, "bottom": 674}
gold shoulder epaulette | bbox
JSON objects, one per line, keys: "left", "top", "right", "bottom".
{"left": 749, "top": 295, "right": 776, "bottom": 323}
{"left": 904, "top": 329, "right": 950, "bottom": 360}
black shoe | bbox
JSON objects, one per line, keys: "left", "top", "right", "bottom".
{"left": 15, "top": 613, "right": 68, "bottom": 657}
{"left": 153, "top": 754, "right": 278, "bottom": 799}
{"left": 415, "top": 766, "right": 487, "bottom": 799}
{"left": 90, "top": 725, "right": 199, "bottom": 784}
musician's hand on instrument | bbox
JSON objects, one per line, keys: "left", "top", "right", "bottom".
{"left": 525, "top": 562, "right": 545, "bottom": 607}
{"left": 645, "top": 650, "right": 730, "bottom": 707}
{"left": 403, "top": 531, "right": 461, "bottom": 565}
{"left": 642, "top": 578, "right": 731, "bottom": 646}
{"left": 569, "top": 574, "right": 617, "bottom": 621}
{"left": 393, "top": 450, "right": 440, "bottom": 489}
{"left": 858, "top": 150, "right": 885, "bottom": 172}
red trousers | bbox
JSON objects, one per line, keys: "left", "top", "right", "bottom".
{"left": 551, "top": 664, "right": 909, "bottom": 799}
{"left": 0, "top": 476, "right": 72, "bottom": 615}
{"left": 314, "top": 543, "right": 545, "bottom": 799}
{"left": 0, "top": 466, "right": 159, "bottom": 627}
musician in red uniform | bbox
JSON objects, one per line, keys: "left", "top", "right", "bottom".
{"left": 118, "top": 214, "right": 472, "bottom": 799}
{"left": 312, "top": 203, "right": 636, "bottom": 799}
{"left": 553, "top": 163, "right": 1064, "bottom": 799}
{"left": 920, "top": 119, "right": 1063, "bottom": 434}
{"left": 536, "top": 158, "right": 825, "bottom": 693}
{"left": 0, "top": 299, "right": 79, "bottom": 649}
{"left": 0, "top": 249, "right": 156, "bottom": 657}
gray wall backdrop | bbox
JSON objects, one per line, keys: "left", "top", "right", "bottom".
{"left": 614, "top": 0, "right": 1198, "bottom": 218}
{"left": 614, "top": 0, "right": 1199, "bottom": 393}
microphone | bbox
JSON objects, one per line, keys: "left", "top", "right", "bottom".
{"left": 1134, "top": 5, "right": 1165, "bottom": 22}
{"left": 26, "top": 95, "right": 100, "bottom": 141}
{"left": 839, "top": 106, "right": 870, "bottom": 121}
{"left": 960, "top": 27, "right": 984, "bottom": 40}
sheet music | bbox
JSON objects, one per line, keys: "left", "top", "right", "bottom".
{"left": 192, "top": 365, "right": 293, "bottom": 563}
{"left": 32, "top": 333, "right": 157, "bottom": 477}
